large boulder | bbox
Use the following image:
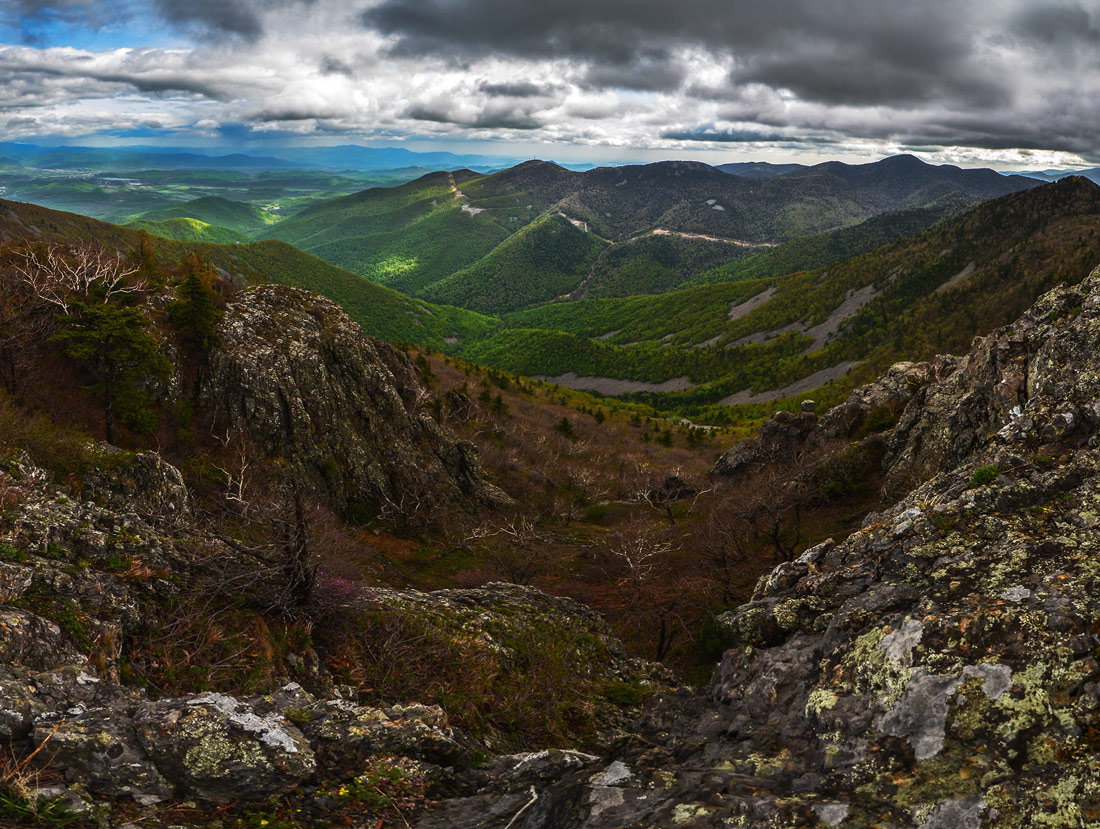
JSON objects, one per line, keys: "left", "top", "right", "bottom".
{"left": 79, "top": 447, "right": 192, "bottom": 517}
{"left": 883, "top": 263, "right": 1100, "bottom": 499}
{"left": 299, "top": 699, "right": 470, "bottom": 772}
{"left": 36, "top": 708, "right": 172, "bottom": 806}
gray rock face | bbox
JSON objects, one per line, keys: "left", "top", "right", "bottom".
{"left": 80, "top": 446, "right": 192, "bottom": 517}
{"left": 883, "top": 263, "right": 1100, "bottom": 499}
{"left": 37, "top": 708, "right": 173, "bottom": 805}
{"left": 300, "top": 699, "right": 470, "bottom": 771}
{"left": 0, "top": 609, "right": 85, "bottom": 671}
{"left": 421, "top": 267, "right": 1100, "bottom": 826}
{"left": 136, "top": 693, "right": 315, "bottom": 802}
{"left": 204, "top": 285, "right": 507, "bottom": 518}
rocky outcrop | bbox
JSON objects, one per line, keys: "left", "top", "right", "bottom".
{"left": 713, "top": 359, "right": 952, "bottom": 480}
{"left": 79, "top": 445, "right": 192, "bottom": 517}
{"left": 422, "top": 267, "right": 1100, "bottom": 826}
{"left": 712, "top": 408, "right": 819, "bottom": 478}
{"left": 204, "top": 285, "right": 508, "bottom": 517}
{"left": 365, "top": 582, "right": 674, "bottom": 696}
{"left": 11, "top": 657, "right": 468, "bottom": 808}
{"left": 882, "top": 265, "right": 1100, "bottom": 499}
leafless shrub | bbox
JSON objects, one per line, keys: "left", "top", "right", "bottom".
{"left": 600, "top": 526, "right": 675, "bottom": 609}
{"left": 466, "top": 513, "right": 552, "bottom": 584}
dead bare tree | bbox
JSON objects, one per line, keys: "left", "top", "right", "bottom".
{"left": 210, "top": 434, "right": 254, "bottom": 518}
{"left": 601, "top": 526, "right": 675, "bottom": 609}
{"left": 200, "top": 432, "right": 319, "bottom": 613}
{"left": 9, "top": 242, "right": 144, "bottom": 313}
{"left": 629, "top": 468, "right": 712, "bottom": 525}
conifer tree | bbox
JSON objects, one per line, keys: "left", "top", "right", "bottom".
{"left": 54, "top": 303, "right": 171, "bottom": 443}
{"left": 169, "top": 253, "right": 222, "bottom": 356}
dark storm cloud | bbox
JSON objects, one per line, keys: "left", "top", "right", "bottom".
{"left": 245, "top": 107, "right": 332, "bottom": 122}
{"left": 404, "top": 103, "right": 456, "bottom": 124}
{"left": 736, "top": 51, "right": 1008, "bottom": 109}
{"left": 479, "top": 80, "right": 561, "bottom": 98}
{"left": 108, "top": 72, "right": 225, "bottom": 98}
{"left": 151, "top": 0, "right": 317, "bottom": 41}
{"left": 580, "top": 53, "right": 689, "bottom": 92}
{"left": 471, "top": 109, "right": 542, "bottom": 130}
{"left": 1011, "top": 3, "right": 1100, "bottom": 44}
{"left": 360, "top": 0, "right": 1022, "bottom": 128}
{"left": 360, "top": 0, "right": 974, "bottom": 78}
{"left": 357, "top": 0, "right": 1100, "bottom": 156}
{"left": 405, "top": 100, "right": 544, "bottom": 130}
{"left": 0, "top": 56, "right": 225, "bottom": 99}
{"left": 151, "top": 0, "right": 264, "bottom": 39}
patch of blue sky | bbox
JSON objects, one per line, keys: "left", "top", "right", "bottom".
{"left": 2, "top": 1, "right": 187, "bottom": 50}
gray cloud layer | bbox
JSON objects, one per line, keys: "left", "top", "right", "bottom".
{"left": 358, "top": 0, "right": 1100, "bottom": 155}
{"left": 4, "top": 0, "right": 1100, "bottom": 165}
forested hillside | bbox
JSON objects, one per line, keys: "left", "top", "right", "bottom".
{"left": 263, "top": 155, "right": 1038, "bottom": 313}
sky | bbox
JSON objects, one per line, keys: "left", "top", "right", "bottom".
{"left": 1, "top": 0, "right": 1099, "bottom": 169}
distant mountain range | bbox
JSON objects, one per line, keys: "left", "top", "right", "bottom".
{"left": 261, "top": 154, "right": 1039, "bottom": 312}
{"left": 716, "top": 161, "right": 808, "bottom": 178}
{"left": 0, "top": 141, "right": 594, "bottom": 173}
{"left": 1016, "top": 167, "right": 1100, "bottom": 185}
{"left": 716, "top": 158, "right": 1100, "bottom": 189}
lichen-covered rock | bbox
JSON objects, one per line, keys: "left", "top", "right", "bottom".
{"left": 883, "top": 263, "right": 1100, "bottom": 499}
{"left": 0, "top": 609, "right": 85, "bottom": 671}
{"left": 204, "top": 285, "right": 508, "bottom": 518}
{"left": 0, "top": 562, "right": 34, "bottom": 603}
{"left": 80, "top": 446, "right": 192, "bottom": 517}
{"left": 421, "top": 267, "right": 1100, "bottom": 827}
{"left": 136, "top": 692, "right": 316, "bottom": 802}
{"left": 300, "top": 699, "right": 470, "bottom": 771}
{"left": 0, "top": 671, "right": 48, "bottom": 739}
{"left": 0, "top": 446, "right": 500, "bottom": 817}
{"left": 35, "top": 707, "right": 172, "bottom": 805}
